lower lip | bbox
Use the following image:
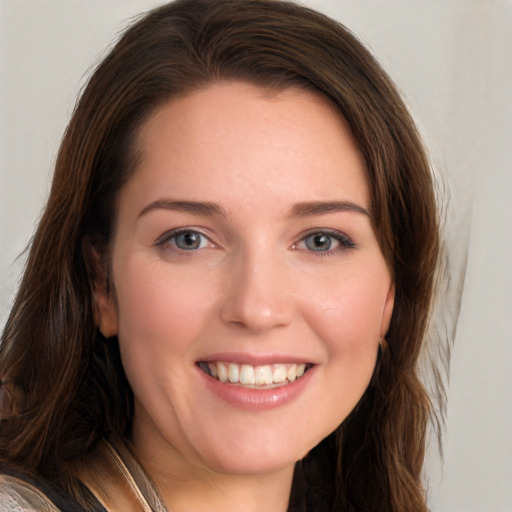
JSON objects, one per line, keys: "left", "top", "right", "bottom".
{"left": 198, "top": 365, "right": 315, "bottom": 411}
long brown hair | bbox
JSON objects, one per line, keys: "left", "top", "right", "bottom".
{"left": 0, "top": 1, "right": 439, "bottom": 510}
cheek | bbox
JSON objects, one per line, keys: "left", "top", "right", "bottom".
{"left": 301, "top": 267, "right": 391, "bottom": 351}
{"left": 300, "top": 271, "right": 389, "bottom": 427}
{"left": 112, "top": 259, "right": 218, "bottom": 429}
{"left": 113, "top": 258, "right": 217, "bottom": 358}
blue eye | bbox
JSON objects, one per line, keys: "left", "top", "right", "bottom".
{"left": 174, "top": 231, "right": 208, "bottom": 250}
{"left": 304, "top": 233, "right": 336, "bottom": 252}
{"left": 157, "top": 229, "right": 210, "bottom": 251}
{"left": 296, "top": 230, "right": 355, "bottom": 254}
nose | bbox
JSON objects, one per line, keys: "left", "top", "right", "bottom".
{"left": 219, "top": 251, "right": 294, "bottom": 332}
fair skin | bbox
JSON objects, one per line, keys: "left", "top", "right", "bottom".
{"left": 95, "top": 81, "right": 394, "bottom": 512}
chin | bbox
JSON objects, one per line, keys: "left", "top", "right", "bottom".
{"left": 202, "top": 448, "right": 300, "bottom": 476}
{"left": 190, "top": 424, "right": 329, "bottom": 477}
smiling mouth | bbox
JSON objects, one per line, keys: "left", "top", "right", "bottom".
{"left": 197, "top": 362, "right": 312, "bottom": 389}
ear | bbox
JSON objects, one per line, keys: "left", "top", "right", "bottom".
{"left": 379, "top": 281, "right": 395, "bottom": 338}
{"left": 83, "top": 238, "right": 118, "bottom": 338}
{"left": 94, "top": 286, "right": 119, "bottom": 339}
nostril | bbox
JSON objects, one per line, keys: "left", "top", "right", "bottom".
{"left": 220, "top": 298, "right": 293, "bottom": 332}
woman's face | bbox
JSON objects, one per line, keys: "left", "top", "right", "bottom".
{"left": 96, "top": 82, "right": 394, "bottom": 478}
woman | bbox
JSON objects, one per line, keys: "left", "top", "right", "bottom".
{"left": 0, "top": 0, "right": 439, "bottom": 511}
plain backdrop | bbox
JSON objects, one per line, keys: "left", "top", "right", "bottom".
{"left": 1, "top": 1, "right": 511, "bottom": 511}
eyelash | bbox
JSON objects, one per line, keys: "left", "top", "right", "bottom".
{"left": 155, "top": 228, "right": 213, "bottom": 252}
{"left": 292, "top": 229, "right": 356, "bottom": 256}
{"left": 155, "top": 227, "right": 356, "bottom": 257}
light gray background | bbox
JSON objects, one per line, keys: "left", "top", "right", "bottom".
{"left": 1, "top": 1, "right": 511, "bottom": 510}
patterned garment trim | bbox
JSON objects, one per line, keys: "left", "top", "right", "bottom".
{"left": 0, "top": 473, "right": 61, "bottom": 512}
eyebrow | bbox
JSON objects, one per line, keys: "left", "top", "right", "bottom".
{"left": 288, "top": 201, "right": 370, "bottom": 218}
{"left": 138, "top": 199, "right": 369, "bottom": 219}
{"left": 138, "top": 200, "right": 226, "bottom": 218}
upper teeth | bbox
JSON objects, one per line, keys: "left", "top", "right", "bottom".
{"left": 200, "top": 362, "right": 308, "bottom": 387}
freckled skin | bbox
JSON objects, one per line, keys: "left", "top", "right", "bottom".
{"left": 95, "top": 81, "right": 394, "bottom": 505}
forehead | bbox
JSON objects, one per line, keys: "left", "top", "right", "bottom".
{"left": 123, "top": 81, "right": 368, "bottom": 215}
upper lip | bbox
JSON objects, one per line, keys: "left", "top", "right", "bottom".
{"left": 197, "top": 352, "right": 315, "bottom": 366}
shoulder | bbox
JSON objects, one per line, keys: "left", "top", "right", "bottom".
{"left": 0, "top": 468, "right": 106, "bottom": 512}
{"left": 0, "top": 473, "right": 60, "bottom": 511}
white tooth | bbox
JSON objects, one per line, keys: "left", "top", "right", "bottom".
{"left": 228, "top": 363, "right": 240, "bottom": 383}
{"left": 208, "top": 363, "right": 218, "bottom": 378}
{"left": 217, "top": 362, "right": 228, "bottom": 382}
{"left": 286, "top": 364, "right": 297, "bottom": 382}
{"left": 296, "top": 363, "right": 306, "bottom": 377}
{"left": 240, "top": 365, "right": 255, "bottom": 385}
{"left": 255, "top": 365, "right": 273, "bottom": 386}
{"left": 272, "top": 365, "right": 287, "bottom": 384}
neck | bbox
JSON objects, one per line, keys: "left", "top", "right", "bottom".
{"left": 164, "top": 472, "right": 293, "bottom": 512}
{"left": 135, "top": 441, "right": 295, "bottom": 512}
